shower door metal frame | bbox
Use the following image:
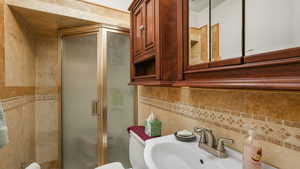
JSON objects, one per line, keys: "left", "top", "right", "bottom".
{"left": 58, "top": 24, "right": 137, "bottom": 168}
{"left": 97, "top": 26, "right": 137, "bottom": 165}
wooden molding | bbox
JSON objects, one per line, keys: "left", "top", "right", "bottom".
{"left": 177, "top": 56, "right": 300, "bottom": 90}
{"left": 129, "top": 80, "right": 173, "bottom": 86}
{"left": 245, "top": 47, "right": 300, "bottom": 63}
{"left": 209, "top": 57, "right": 242, "bottom": 68}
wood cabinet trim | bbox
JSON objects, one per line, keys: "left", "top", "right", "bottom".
{"left": 133, "top": 49, "right": 155, "bottom": 64}
{"left": 129, "top": 80, "right": 174, "bottom": 86}
{"left": 128, "top": 0, "right": 144, "bottom": 11}
{"left": 132, "top": 4, "right": 144, "bottom": 56}
{"left": 144, "top": 0, "right": 155, "bottom": 50}
{"left": 184, "top": 55, "right": 300, "bottom": 74}
{"left": 177, "top": 56, "right": 300, "bottom": 90}
{"left": 173, "top": 81, "right": 300, "bottom": 91}
{"left": 209, "top": 57, "right": 242, "bottom": 68}
{"left": 245, "top": 47, "right": 300, "bottom": 63}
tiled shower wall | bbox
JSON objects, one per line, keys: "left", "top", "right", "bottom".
{"left": 34, "top": 34, "right": 59, "bottom": 169}
{"left": 138, "top": 86, "right": 300, "bottom": 169}
{"left": 0, "top": 4, "right": 59, "bottom": 169}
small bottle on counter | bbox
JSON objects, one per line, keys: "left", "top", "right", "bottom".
{"left": 243, "top": 129, "right": 262, "bottom": 169}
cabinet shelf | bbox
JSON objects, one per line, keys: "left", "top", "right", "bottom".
{"left": 134, "top": 74, "right": 156, "bottom": 79}
{"left": 134, "top": 53, "right": 155, "bottom": 64}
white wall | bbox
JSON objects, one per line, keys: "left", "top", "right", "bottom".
{"left": 189, "top": 7, "right": 210, "bottom": 61}
{"left": 190, "top": 0, "right": 300, "bottom": 58}
{"left": 292, "top": 0, "right": 300, "bottom": 47}
{"left": 246, "top": 0, "right": 298, "bottom": 55}
{"left": 212, "top": 0, "right": 242, "bottom": 59}
{"left": 190, "top": 9, "right": 209, "bottom": 28}
{"left": 84, "top": 0, "right": 132, "bottom": 11}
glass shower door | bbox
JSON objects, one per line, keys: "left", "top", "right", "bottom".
{"left": 62, "top": 34, "right": 98, "bottom": 169}
{"left": 105, "top": 30, "right": 135, "bottom": 168}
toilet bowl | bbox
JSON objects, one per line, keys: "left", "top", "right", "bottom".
{"left": 99, "top": 128, "right": 148, "bottom": 169}
{"left": 95, "top": 162, "right": 124, "bottom": 169}
{"left": 129, "top": 131, "right": 148, "bottom": 169}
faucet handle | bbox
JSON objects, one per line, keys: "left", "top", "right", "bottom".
{"left": 194, "top": 127, "right": 207, "bottom": 144}
{"left": 217, "top": 138, "right": 234, "bottom": 152}
{"left": 193, "top": 127, "right": 203, "bottom": 133}
{"left": 194, "top": 127, "right": 211, "bottom": 133}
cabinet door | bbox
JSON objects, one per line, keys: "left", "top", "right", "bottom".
{"left": 133, "top": 5, "right": 144, "bottom": 56}
{"left": 144, "top": 0, "right": 155, "bottom": 50}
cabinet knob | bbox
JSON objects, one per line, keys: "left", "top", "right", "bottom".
{"left": 139, "top": 25, "right": 145, "bottom": 31}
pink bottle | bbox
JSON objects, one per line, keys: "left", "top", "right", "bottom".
{"left": 243, "top": 130, "right": 262, "bottom": 169}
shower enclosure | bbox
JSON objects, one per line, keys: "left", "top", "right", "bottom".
{"left": 60, "top": 25, "right": 135, "bottom": 169}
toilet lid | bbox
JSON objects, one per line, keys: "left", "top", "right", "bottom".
{"left": 95, "top": 162, "right": 125, "bottom": 169}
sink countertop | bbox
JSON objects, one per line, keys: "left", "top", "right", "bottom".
{"left": 144, "top": 135, "right": 277, "bottom": 169}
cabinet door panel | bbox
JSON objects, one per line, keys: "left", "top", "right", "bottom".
{"left": 144, "top": 0, "right": 155, "bottom": 50}
{"left": 133, "top": 6, "right": 144, "bottom": 55}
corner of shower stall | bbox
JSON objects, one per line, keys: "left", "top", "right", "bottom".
{"left": 60, "top": 26, "right": 136, "bottom": 169}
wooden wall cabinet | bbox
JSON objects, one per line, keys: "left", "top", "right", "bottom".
{"left": 129, "top": 0, "right": 178, "bottom": 86}
{"left": 128, "top": 0, "right": 300, "bottom": 90}
{"left": 175, "top": 0, "right": 300, "bottom": 90}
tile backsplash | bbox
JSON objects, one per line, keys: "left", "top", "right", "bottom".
{"left": 138, "top": 86, "right": 300, "bottom": 169}
{"left": 0, "top": 94, "right": 59, "bottom": 169}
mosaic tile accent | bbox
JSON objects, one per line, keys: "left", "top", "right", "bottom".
{"left": 139, "top": 96, "right": 300, "bottom": 152}
{"left": 0, "top": 94, "right": 57, "bottom": 111}
{"left": 35, "top": 94, "right": 58, "bottom": 101}
{"left": 1, "top": 96, "right": 35, "bottom": 111}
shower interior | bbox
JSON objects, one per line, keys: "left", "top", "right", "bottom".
{"left": 6, "top": 4, "right": 135, "bottom": 169}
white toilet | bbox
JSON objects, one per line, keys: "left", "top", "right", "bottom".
{"left": 96, "top": 130, "right": 148, "bottom": 169}
{"left": 129, "top": 130, "right": 148, "bottom": 169}
{"left": 95, "top": 162, "right": 125, "bottom": 169}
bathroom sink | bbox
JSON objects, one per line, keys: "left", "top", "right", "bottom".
{"left": 144, "top": 135, "right": 276, "bottom": 169}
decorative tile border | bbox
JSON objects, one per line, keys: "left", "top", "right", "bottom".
{"left": 1, "top": 96, "right": 35, "bottom": 111}
{"left": 0, "top": 94, "right": 57, "bottom": 111}
{"left": 35, "top": 94, "right": 57, "bottom": 101}
{"left": 139, "top": 96, "right": 300, "bottom": 152}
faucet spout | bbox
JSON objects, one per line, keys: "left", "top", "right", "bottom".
{"left": 194, "top": 127, "right": 234, "bottom": 158}
{"left": 204, "top": 129, "right": 215, "bottom": 148}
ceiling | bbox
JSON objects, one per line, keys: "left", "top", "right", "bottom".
{"left": 83, "top": 0, "right": 133, "bottom": 11}
{"left": 189, "top": 0, "right": 226, "bottom": 13}
{"left": 9, "top": 5, "right": 97, "bottom": 36}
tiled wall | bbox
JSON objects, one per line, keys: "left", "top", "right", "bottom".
{"left": 34, "top": 34, "right": 59, "bottom": 169}
{"left": 0, "top": 0, "right": 4, "bottom": 86}
{"left": 0, "top": 5, "right": 37, "bottom": 169}
{"left": 35, "top": 95, "right": 59, "bottom": 168}
{"left": 0, "top": 96, "right": 35, "bottom": 169}
{"left": 4, "top": 4, "right": 36, "bottom": 87}
{"left": 0, "top": 4, "right": 59, "bottom": 169}
{"left": 138, "top": 86, "right": 300, "bottom": 169}
{"left": 1, "top": 1, "right": 131, "bottom": 169}
{"left": 0, "top": 95, "right": 58, "bottom": 169}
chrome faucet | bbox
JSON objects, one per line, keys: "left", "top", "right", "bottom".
{"left": 194, "top": 127, "right": 234, "bottom": 158}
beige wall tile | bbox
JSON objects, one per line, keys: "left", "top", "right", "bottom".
{"left": 0, "top": 102, "right": 35, "bottom": 169}
{"left": 0, "top": 0, "right": 4, "bottom": 87}
{"left": 0, "top": 1, "right": 130, "bottom": 169}
{"left": 35, "top": 100, "right": 59, "bottom": 163}
{"left": 4, "top": 5, "right": 36, "bottom": 87}
{"left": 35, "top": 35, "right": 58, "bottom": 88}
{"left": 7, "top": 0, "right": 130, "bottom": 28}
{"left": 138, "top": 86, "right": 300, "bottom": 169}
{"left": 0, "top": 87, "right": 35, "bottom": 99}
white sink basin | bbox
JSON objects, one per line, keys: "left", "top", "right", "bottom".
{"left": 144, "top": 135, "right": 276, "bottom": 169}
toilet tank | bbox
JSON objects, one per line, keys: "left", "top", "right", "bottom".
{"left": 129, "top": 131, "right": 148, "bottom": 169}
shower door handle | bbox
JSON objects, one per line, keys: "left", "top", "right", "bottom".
{"left": 91, "top": 100, "right": 99, "bottom": 116}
